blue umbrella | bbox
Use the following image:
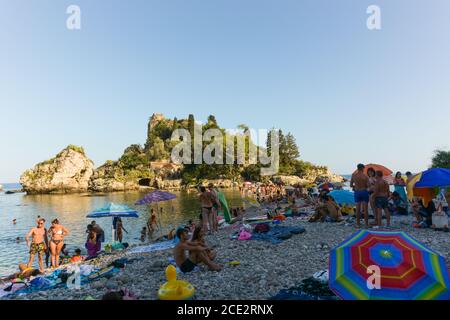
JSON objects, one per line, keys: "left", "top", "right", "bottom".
{"left": 414, "top": 168, "right": 450, "bottom": 188}
{"left": 87, "top": 203, "right": 139, "bottom": 218}
{"left": 329, "top": 190, "right": 355, "bottom": 205}
{"left": 87, "top": 203, "right": 139, "bottom": 242}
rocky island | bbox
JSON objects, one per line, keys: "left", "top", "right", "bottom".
{"left": 20, "top": 113, "right": 343, "bottom": 194}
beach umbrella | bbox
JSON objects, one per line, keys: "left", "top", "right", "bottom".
{"left": 284, "top": 185, "right": 295, "bottom": 191}
{"left": 353, "top": 164, "right": 393, "bottom": 176}
{"left": 87, "top": 203, "right": 139, "bottom": 242}
{"left": 329, "top": 230, "right": 450, "bottom": 300}
{"left": 319, "top": 182, "right": 334, "bottom": 190}
{"left": 135, "top": 190, "right": 177, "bottom": 230}
{"left": 87, "top": 203, "right": 139, "bottom": 218}
{"left": 329, "top": 190, "right": 355, "bottom": 206}
{"left": 407, "top": 168, "right": 450, "bottom": 203}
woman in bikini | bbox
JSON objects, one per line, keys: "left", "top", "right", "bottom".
{"left": 48, "top": 219, "right": 70, "bottom": 268}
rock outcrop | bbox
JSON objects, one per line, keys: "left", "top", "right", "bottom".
{"left": 88, "top": 161, "right": 141, "bottom": 192}
{"left": 20, "top": 146, "right": 94, "bottom": 194}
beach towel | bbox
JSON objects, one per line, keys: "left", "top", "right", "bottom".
{"left": 127, "top": 239, "right": 177, "bottom": 255}
{"left": 249, "top": 226, "right": 305, "bottom": 244}
{"left": 270, "top": 277, "right": 338, "bottom": 300}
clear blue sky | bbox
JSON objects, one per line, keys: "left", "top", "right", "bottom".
{"left": 1, "top": 0, "right": 449, "bottom": 182}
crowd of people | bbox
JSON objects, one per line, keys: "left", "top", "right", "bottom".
{"left": 10, "top": 169, "right": 449, "bottom": 280}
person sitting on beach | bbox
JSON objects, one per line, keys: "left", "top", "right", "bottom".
{"left": 25, "top": 218, "right": 47, "bottom": 272}
{"left": 309, "top": 195, "right": 343, "bottom": 222}
{"left": 190, "top": 226, "right": 216, "bottom": 261}
{"left": 0, "top": 264, "right": 41, "bottom": 282}
{"left": 389, "top": 191, "right": 408, "bottom": 215}
{"left": 70, "top": 248, "right": 84, "bottom": 263}
{"left": 173, "top": 227, "right": 222, "bottom": 273}
{"left": 413, "top": 198, "right": 435, "bottom": 228}
{"left": 155, "top": 229, "right": 176, "bottom": 242}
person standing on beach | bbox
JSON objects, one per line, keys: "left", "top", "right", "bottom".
{"left": 91, "top": 221, "right": 105, "bottom": 249}
{"left": 367, "top": 167, "right": 377, "bottom": 220}
{"left": 147, "top": 209, "right": 158, "bottom": 238}
{"left": 116, "top": 218, "right": 128, "bottom": 243}
{"left": 25, "top": 218, "right": 47, "bottom": 272}
{"left": 373, "top": 170, "right": 391, "bottom": 228}
{"left": 199, "top": 186, "right": 215, "bottom": 234}
{"left": 48, "top": 219, "right": 69, "bottom": 268}
{"left": 393, "top": 172, "right": 408, "bottom": 210}
{"left": 208, "top": 183, "right": 221, "bottom": 233}
{"left": 350, "top": 164, "right": 370, "bottom": 227}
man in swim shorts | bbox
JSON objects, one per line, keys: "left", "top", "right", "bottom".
{"left": 373, "top": 170, "right": 391, "bottom": 228}
{"left": 25, "top": 218, "right": 47, "bottom": 272}
{"left": 173, "top": 227, "right": 222, "bottom": 273}
{"left": 350, "top": 164, "right": 370, "bottom": 228}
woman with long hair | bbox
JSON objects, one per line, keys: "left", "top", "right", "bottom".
{"left": 394, "top": 171, "right": 408, "bottom": 211}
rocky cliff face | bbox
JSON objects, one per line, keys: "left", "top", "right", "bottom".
{"left": 88, "top": 161, "right": 140, "bottom": 192}
{"left": 20, "top": 146, "right": 94, "bottom": 194}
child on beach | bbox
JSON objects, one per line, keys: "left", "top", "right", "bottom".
{"left": 70, "top": 249, "right": 84, "bottom": 263}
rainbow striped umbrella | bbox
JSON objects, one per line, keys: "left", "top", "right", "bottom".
{"left": 329, "top": 230, "right": 450, "bottom": 300}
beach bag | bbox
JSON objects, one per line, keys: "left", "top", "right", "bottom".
{"left": 254, "top": 223, "right": 270, "bottom": 233}
{"left": 432, "top": 210, "right": 449, "bottom": 229}
{"left": 238, "top": 230, "right": 252, "bottom": 241}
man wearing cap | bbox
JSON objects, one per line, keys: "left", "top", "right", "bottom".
{"left": 173, "top": 227, "right": 222, "bottom": 273}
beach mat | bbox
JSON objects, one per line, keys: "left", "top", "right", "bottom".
{"left": 127, "top": 239, "right": 176, "bottom": 255}
{"left": 248, "top": 225, "right": 306, "bottom": 244}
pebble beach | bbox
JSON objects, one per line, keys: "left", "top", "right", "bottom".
{"left": 3, "top": 214, "right": 449, "bottom": 300}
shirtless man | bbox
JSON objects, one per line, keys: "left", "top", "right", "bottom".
{"left": 25, "top": 218, "right": 47, "bottom": 272}
{"left": 199, "top": 186, "right": 214, "bottom": 234}
{"left": 173, "top": 227, "right": 221, "bottom": 273}
{"left": 350, "top": 164, "right": 370, "bottom": 227}
{"left": 373, "top": 170, "right": 391, "bottom": 227}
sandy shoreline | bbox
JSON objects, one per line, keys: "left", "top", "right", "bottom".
{"left": 2, "top": 213, "right": 449, "bottom": 300}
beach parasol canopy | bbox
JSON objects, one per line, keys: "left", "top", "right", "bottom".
{"left": 86, "top": 203, "right": 139, "bottom": 218}
{"left": 353, "top": 164, "right": 393, "bottom": 176}
{"left": 135, "top": 190, "right": 177, "bottom": 205}
{"left": 319, "top": 182, "right": 334, "bottom": 190}
{"left": 329, "top": 230, "right": 450, "bottom": 300}
{"left": 407, "top": 168, "right": 450, "bottom": 203}
{"left": 329, "top": 190, "right": 355, "bottom": 205}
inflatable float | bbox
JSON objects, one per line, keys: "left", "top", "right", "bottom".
{"left": 158, "top": 265, "right": 195, "bottom": 300}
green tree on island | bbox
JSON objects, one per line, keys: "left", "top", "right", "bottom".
{"left": 431, "top": 149, "right": 450, "bottom": 169}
